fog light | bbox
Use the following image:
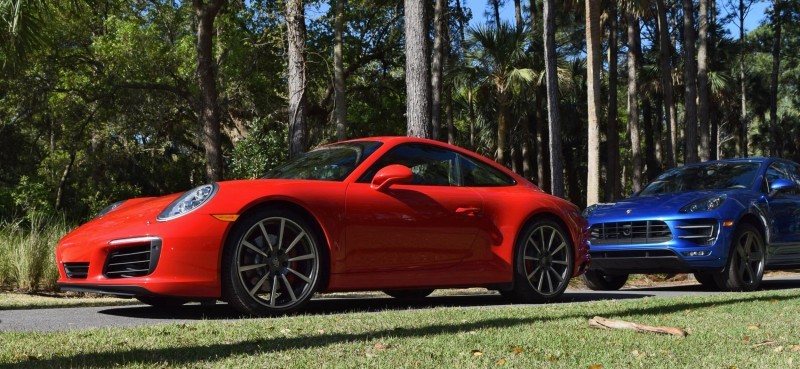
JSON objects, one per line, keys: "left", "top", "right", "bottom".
{"left": 682, "top": 250, "right": 710, "bottom": 256}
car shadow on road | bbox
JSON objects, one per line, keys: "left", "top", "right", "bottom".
{"left": 96, "top": 290, "right": 651, "bottom": 321}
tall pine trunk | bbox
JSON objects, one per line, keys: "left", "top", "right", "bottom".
{"left": 431, "top": 0, "right": 446, "bottom": 140}
{"left": 514, "top": 0, "right": 523, "bottom": 28}
{"left": 627, "top": 13, "right": 643, "bottom": 193}
{"left": 194, "top": 0, "right": 225, "bottom": 181}
{"left": 405, "top": 0, "right": 431, "bottom": 138}
{"left": 333, "top": 0, "right": 346, "bottom": 141}
{"left": 585, "top": 0, "right": 601, "bottom": 206}
{"left": 698, "top": 0, "right": 711, "bottom": 161}
{"left": 606, "top": 2, "right": 620, "bottom": 201}
{"left": 739, "top": 0, "right": 748, "bottom": 157}
{"left": 543, "top": 0, "right": 563, "bottom": 197}
{"left": 769, "top": 0, "right": 781, "bottom": 157}
{"left": 656, "top": 0, "right": 676, "bottom": 168}
{"left": 682, "top": 0, "right": 698, "bottom": 163}
{"left": 287, "top": 0, "right": 308, "bottom": 158}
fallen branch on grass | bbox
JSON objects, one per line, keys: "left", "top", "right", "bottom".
{"left": 588, "top": 316, "right": 689, "bottom": 337}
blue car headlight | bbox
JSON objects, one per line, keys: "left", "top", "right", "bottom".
{"left": 157, "top": 183, "right": 218, "bottom": 221}
{"left": 680, "top": 196, "right": 726, "bottom": 213}
{"left": 95, "top": 200, "right": 126, "bottom": 218}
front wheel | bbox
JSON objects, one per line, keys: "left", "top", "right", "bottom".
{"left": 581, "top": 270, "right": 628, "bottom": 291}
{"left": 222, "top": 208, "right": 323, "bottom": 316}
{"left": 507, "top": 219, "right": 574, "bottom": 303}
{"left": 714, "top": 223, "right": 765, "bottom": 292}
{"left": 693, "top": 272, "right": 719, "bottom": 290}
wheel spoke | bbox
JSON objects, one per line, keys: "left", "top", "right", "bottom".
{"left": 269, "top": 275, "right": 279, "bottom": 306}
{"left": 280, "top": 274, "right": 297, "bottom": 302}
{"left": 287, "top": 267, "right": 312, "bottom": 284}
{"left": 527, "top": 266, "right": 541, "bottom": 280}
{"left": 524, "top": 255, "right": 540, "bottom": 261}
{"left": 549, "top": 267, "right": 564, "bottom": 283}
{"left": 737, "top": 244, "right": 746, "bottom": 259}
{"left": 277, "top": 219, "right": 286, "bottom": 249}
{"left": 552, "top": 260, "right": 568, "bottom": 265}
{"left": 288, "top": 253, "right": 315, "bottom": 262}
{"left": 242, "top": 240, "right": 269, "bottom": 258}
{"left": 738, "top": 259, "right": 747, "bottom": 280}
{"left": 547, "top": 228, "right": 556, "bottom": 251}
{"left": 551, "top": 242, "right": 566, "bottom": 256}
{"left": 249, "top": 274, "right": 269, "bottom": 296}
{"left": 746, "top": 233, "right": 755, "bottom": 251}
{"left": 545, "top": 270, "right": 554, "bottom": 293}
{"left": 284, "top": 231, "right": 306, "bottom": 254}
{"left": 744, "top": 263, "right": 755, "bottom": 283}
{"left": 537, "top": 269, "right": 545, "bottom": 291}
{"left": 527, "top": 237, "right": 541, "bottom": 254}
{"left": 540, "top": 227, "right": 546, "bottom": 253}
{"left": 239, "top": 263, "right": 266, "bottom": 273}
{"left": 258, "top": 221, "right": 274, "bottom": 251}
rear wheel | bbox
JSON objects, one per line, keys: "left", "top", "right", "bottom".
{"left": 222, "top": 208, "right": 323, "bottom": 316}
{"left": 383, "top": 289, "right": 434, "bottom": 299}
{"left": 135, "top": 296, "right": 187, "bottom": 308}
{"left": 581, "top": 270, "right": 628, "bottom": 291}
{"left": 714, "top": 223, "right": 765, "bottom": 292}
{"left": 507, "top": 219, "right": 574, "bottom": 303}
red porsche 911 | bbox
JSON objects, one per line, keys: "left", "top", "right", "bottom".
{"left": 56, "top": 137, "right": 590, "bottom": 316}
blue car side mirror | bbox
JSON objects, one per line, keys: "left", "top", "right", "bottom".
{"left": 769, "top": 179, "right": 797, "bottom": 196}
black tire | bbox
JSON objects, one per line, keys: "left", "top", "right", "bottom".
{"left": 221, "top": 207, "right": 324, "bottom": 316}
{"left": 135, "top": 296, "right": 188, "bottom": 308}
{"left": 693, "top": 272, "right": 719, "bottom": 290}
{"left": 507, "top": 219, "right": 574, "bottom": 303}
{"left": 383, "top": 289, "right": 435, "bottom": 299}
{"left": 714, "top": 223, "right": 765, "bottom": 292}
{"left": 581, "top": 270, "right": 628, "bottom": 291}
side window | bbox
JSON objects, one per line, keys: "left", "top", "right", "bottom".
{"left": 459, "top": 155, "right": 516, "bottom": 187}
{"left": 765, "top": 162, "right": 795, "bottom": 193}
{"left": 359, "top": 144, "right": 459, "bottom": 186}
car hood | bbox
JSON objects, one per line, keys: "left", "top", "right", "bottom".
{"left": 588, "top": 190, "right": 739, "bottom": 219}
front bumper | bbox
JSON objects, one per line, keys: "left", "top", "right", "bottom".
{"left": 587, "top": 216, "right": 734, "bottom": 274}
{"left": 55, "top": 210, "right": 232, "bottom": 298}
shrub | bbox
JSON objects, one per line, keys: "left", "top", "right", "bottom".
{"left": 0, "top": 215, "right": 71, "bottom": 292}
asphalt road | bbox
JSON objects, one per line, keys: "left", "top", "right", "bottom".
{"left": 3, "top": 277, "right": 800, "bottom": 332}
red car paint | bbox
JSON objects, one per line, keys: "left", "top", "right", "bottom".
{"left": 56, "top": 137, "right": 589, "bottom": 298}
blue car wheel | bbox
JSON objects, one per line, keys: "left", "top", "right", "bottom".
{"left": 714, "top": 223, "right": 765, "bottom": 291}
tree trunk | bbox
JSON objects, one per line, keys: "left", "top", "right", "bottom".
{"left": 491, "top": 0, "right": 501, "bottom": 27}
{"left": 606, "top": 2, "right": 620, "bottom": 201}
{"left": 194, "top": 0, "right": 225, "bottom": 181}
{"left": 468, "top": 88, "right": 475, "bottom": 149}
{"left": 769, "top": 0, "right": 781, "bottom": 157}
{"left": 543, "top": 0, "right": 563, "bottom": 197}
{"left": 514, "top": 0, "right": 523, "bottom": 29}
{"left": 405, "top": 0, "right": 431, "bottom": 138}
{"left": 333, "top": 0, "right": 347, "bottom": 141}
{"left": 656, "top": 0, "right": 676, "bottom": 168}
{"left": 643, "top": 98, "right": 658, "bottom": 182}
{"left": 682, "top": 0, "right": 698, "bottom": 163}
{"left": 431, "top": 0, "right": 446, "bottom": 140}
{"left": 287, "top": 0, "right": 308, "bottom": 158}
{"left": 697, "top": 0, "right": 710, "bottom": 162}
{"left": 585, "top": 0, "right": 601, "bottom": 206}
{"left": 627, "top": 13, "right": 643, "bottom": 193}
{"left": 739, "top": 0, "right": 748, "bottom": 157}
{"left": 536, "top": 89, "right": 550, "bottom": 191}
{"left": 497, "top": 88, "right": 510, "bottom": 166}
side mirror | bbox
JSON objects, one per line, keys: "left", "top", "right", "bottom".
{"left": 769, "top": 179, "right": 797, "bottom": 196}
{"left": 371, "top": 164, "right": 414, "bottom": 192}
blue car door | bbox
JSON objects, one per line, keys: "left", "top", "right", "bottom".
{"left": 765, "top": 161, "right": 800, "bottom": 265}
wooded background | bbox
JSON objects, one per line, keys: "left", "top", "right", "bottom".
{"left": 1, "top": 0, "right": 798, "bottom": 221}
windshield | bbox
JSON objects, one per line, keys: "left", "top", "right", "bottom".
{"left": 639, "top": 162, "right": 762, "bottom": 196}
{"left": 262, "top": 141, "right": 382, "bottom": 181}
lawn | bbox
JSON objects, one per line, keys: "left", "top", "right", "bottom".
{"left": 0, "top": 293, "right": 136, "bottom": 310}
{"left": 1, "top": 288, "right": 799, "bottom": 368}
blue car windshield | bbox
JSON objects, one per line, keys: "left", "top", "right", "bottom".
{"left": 639, "top": 162, "right": 761, "bottom": 196}
{"left": 262, "top": 141, "right": 382, "bottom": 181}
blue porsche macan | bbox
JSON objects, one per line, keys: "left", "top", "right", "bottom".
{"left": 583, "top": 158, "right": 800, "bottom": 292}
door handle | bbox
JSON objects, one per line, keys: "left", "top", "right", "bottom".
{"left": 455, "top": 207, "right": 481, "bottom": 216}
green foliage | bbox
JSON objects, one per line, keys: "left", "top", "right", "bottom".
{"left": 230, "top": 119, "right": 289, "bottom": 179}
{"left": 0, "top": 214, "right": 70, "bottom": 291}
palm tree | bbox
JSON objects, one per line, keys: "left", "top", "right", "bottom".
{"left": 1, "top": 0, "right": 47, "bottom": 68}
{"left": 466, "top": 23, "right": 534, "bottom": 166}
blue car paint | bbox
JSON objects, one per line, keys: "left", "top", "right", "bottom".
{"left": 586, "top": 157, "right": 800, "bottom": 274}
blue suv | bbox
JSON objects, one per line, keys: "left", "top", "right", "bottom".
{"left": 583, "top": 158, "right": 800, "bottom": 291}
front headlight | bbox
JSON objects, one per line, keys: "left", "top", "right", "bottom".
{"left": 95, "top": 200, "right": 126, "bottom": 218}
{"left": 157, "top": 183, "right": 218, "bottom": 221}
{"left": 680, "top": 196, "right": 726, "bottom": 213}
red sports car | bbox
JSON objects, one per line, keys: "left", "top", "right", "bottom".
{"left": 56, "top": 137, "right": 590, "bottom": 315}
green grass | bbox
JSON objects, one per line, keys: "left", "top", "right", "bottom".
{"left": 0, "top": 293, "right": 137, "bottom": 310}
{"left": 2, "top": 289, "right": 800, "bottom": 368}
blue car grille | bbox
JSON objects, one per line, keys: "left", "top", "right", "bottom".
{"left": 590, "top": 220, "right": 673, "bottom": 245}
